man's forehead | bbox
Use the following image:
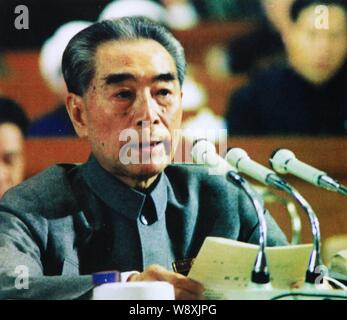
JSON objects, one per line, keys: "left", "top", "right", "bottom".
{"left": 297, "top": 5, "right": 347, "bottom": 28}
{"left": 95, "top": 39, "right": 176, "bottom": 68}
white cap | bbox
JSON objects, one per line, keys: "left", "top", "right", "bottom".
{"left": 39, "top": 20, "right": 92, "bottom": 95}
{"left": 181, "top": 76, "right": 207, "bottom": 112}
{"left": 98, "top": 0, "right": 167, "bottom": 23}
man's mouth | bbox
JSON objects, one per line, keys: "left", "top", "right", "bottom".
{"left": 129, "top": 140, "right": 165, "bottom": 153}
{"left": 140, "top": 141, "right": 162, "bottom": 148}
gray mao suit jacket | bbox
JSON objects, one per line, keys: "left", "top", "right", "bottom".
{"left": 0, "top": 156, "right": 287, "bottom": 299}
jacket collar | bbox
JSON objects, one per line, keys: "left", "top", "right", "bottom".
{"left": 80, "top": 155, "right": 168, "bottom": 221}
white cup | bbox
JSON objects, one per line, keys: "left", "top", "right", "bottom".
{"left": 92, "top": 281, "right": 175, "bottom": 300}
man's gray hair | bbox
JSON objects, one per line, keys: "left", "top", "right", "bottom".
{"left": 62, "top": 17, "right": 186, "bottom": 96}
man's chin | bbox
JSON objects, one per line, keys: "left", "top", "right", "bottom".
{"left": 126, "top": 162, "right": 169, "bottom": 180}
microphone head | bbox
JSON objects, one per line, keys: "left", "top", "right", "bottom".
{"left": 269, "top": 149, "right": 296, "bottom": 174}
{"left": 191, "top": 139, "right": 216, "bottom": 164}
{"left": 225, "top": 148, "right": 250, "bottom": 170}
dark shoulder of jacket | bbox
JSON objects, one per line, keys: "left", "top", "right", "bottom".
{"left": 227, "top": 65, "right": 290, "bottom": 120}
{"left": 0, "top": 163, "right": 81, "bottom": 218}
{"left": 226, "top": 66, "right": 283, "bottom": 118}
{"left": 236, "top": 64, "right": 289, "bottom": 96}
{"left": 164, "top": 163, "right": 242, "bottom": 199}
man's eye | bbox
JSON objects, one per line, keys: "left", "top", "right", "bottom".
{"left": 115, "top": 91, "right": 133, "bottom": 99}
{"left": 157, "top": 89, "right": 171, "bottom": 97}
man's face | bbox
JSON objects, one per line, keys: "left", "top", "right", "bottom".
{"left": 71, "top": 39, "right": 183, "bottom": 185}
{"left": 0, "top": 123, "right": 25, "bottom": 198}
{"left": 284, "top": 5, "right": 347, "bottom": 85}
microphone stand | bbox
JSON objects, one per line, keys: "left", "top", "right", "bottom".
{"left": 338, "top": 185, "right": 347, "bottom": 197}
{"left": 318, "top": 175, "right": 347, "bottom": 197}
{"left": 254, "top": 185, "right": 302, "bottom": 245}
{"left": 227, "top": 171, "right": 270, "bottom": 285}
{"left": 265, "top": 174, "right": 323, "bottom": 284}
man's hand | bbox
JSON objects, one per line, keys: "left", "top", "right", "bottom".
{"left": 127, "top": 264, "right": 205, "bottom": 300}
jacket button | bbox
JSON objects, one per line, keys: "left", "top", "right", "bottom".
{"left": 140, "top": 214, "right": 149, "bottom": 225}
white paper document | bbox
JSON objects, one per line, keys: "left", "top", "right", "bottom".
{"left": 188, "top": 237, "right": 313, "bottom": 299}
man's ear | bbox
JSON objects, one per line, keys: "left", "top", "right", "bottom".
{"left": 66, "top": 93, "right": 88, "bottom": 138}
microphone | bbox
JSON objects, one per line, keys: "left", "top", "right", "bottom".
{"left": 225, "top": 148, "right": 285, "bottom": 187}
{"left": 225, "top": 147, "right": 324, "bottom": 284}
{"left": 226, "top": 148, "right": 302, "bottom": 245}
{"left": 191, "top": 139, "right": 270, "bottom": 285}
{"left": 270, "top": 149, "right": 347, "bottom": 196}
{"left": 191, "top": 139, "right": 236, "bottom": 175}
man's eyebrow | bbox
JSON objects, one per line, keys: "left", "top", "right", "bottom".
{"left": 102, "top": 73, "right": 137, "bottom": 85}
{"left": 153, "top": 73, "right": 177, "bottom": 83}
{"left": 101, "top": 72, "right": 177, "bottom": 86}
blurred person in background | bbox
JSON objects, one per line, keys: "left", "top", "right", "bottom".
{"left": 99, "top": 0, "right": 168, "bottom": 24}
{"left": 180, "top": 68, "right": 227, "bottom": 143}
{"left": 225, "top": 0, "right": 295, "bottom": 74}
{"left": 99, "top": 0, "right": 199, "bottom": 30}
{"left": 0, "top": 97, "right": 29, "bottom": 198}
{"left": 200, "top": 0, "right": 293, "bottom": 76}
{"left": 226, "top": 0, "right": 347, "bottom": 135}
{"left": 28, "top": 20, "right": 91, "bottom": 137}
{"left": 160, "top": 0, "right": 199, "bottom": 29}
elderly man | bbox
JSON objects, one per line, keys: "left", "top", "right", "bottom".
{"left": 0, "top": 17, "right": 287, "bottom": 300}
{"left": 0, "top": 97, "right": 28, "bottom": 198}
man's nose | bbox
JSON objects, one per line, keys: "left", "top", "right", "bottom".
{"left": 135, "top": 91, "right": 160, "bottom": 128}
